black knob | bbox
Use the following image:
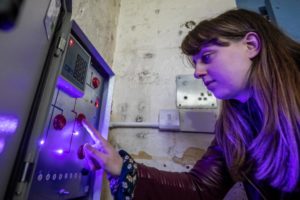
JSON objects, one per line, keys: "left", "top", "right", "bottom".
{"left": 81, "top": 168, "right": 89, "bottom": 176}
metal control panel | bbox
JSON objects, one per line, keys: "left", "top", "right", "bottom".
{"left": 57, "top": 35, "right": 90, "bottom": 98}
{"left": 24, "top": 22, "right": 114, "bottom": 200}
{"left": 28, "top": 61, "right": 104, "bottom": 199}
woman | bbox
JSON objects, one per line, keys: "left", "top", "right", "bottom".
{"left": 81, "top": 9, "right": 300, "bottom": 199}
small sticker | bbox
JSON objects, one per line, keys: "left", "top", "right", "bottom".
{"left": 44, "top": 0, "right": 61, "bottom": 40}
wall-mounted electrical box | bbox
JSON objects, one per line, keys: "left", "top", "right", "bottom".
{"left": 174, "top": 75, "right": 218, "bottom": 133}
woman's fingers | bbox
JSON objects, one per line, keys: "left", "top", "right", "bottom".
{"left": 81, "top": 119, "right": 109, "bottom": 147}
{"left": 86, "top": 155, "right": 97, "bottom": 170}
{"left": 84, "top": 143, "right": 106, "bottom": 167}
{"left": 80, "top": 120, "right": 123, "bottom": 176}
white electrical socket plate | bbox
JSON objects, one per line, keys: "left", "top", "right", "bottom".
{"left": 176, "top": 74, "right": 217, "bottom": 109}
{"left": 159, "top": 109, "right": 180, "bottom": 130}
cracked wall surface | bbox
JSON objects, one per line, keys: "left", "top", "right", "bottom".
{"left": 72, "top": 0, "right": 120, "bottom": 66}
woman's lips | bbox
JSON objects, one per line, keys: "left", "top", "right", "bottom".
{"left": 204, "top": 80, "right": 215, "bottom": 87}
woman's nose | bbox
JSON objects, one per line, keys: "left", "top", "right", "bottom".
{"left": 194, "top": 63, "right": 207, "bottom": 79}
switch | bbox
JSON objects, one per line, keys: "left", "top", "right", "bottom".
{"left": 53, "top": 114, "right": 66, "bottom": 130}
{"left": 77, "top": 144, "right": 85, "bottom": 160}
{"left": 81, "top": 168, "right": 90, "bottom": 176}
{"left": 159, "top": 110, "right": 180, "bottom": 131}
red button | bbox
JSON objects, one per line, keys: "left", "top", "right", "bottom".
{"left": 92, "top": 77, "right": 100, "bottom": 88}
{"left": 53, "top": 114, "right": 66, "bottom": 130}
{"left": 76, "top": 113, "right": 86, "bottom": 125}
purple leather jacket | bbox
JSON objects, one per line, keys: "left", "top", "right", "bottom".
{"left": 132, "top": 140, "right": 300, "bottom": 200}
{"left": 133, "top": 140, "right": 233, "bottom": 199}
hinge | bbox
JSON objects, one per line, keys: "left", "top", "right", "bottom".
{"left": 15, "top": 162, "right": 33, "bottom": 196}
{"left": 54, "top": 35, "right": 67, "bottom": 57}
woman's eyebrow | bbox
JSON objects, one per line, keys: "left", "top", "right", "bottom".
{"left": 201, "top": 41, "right": 217, "bottom": 49}
{"left": 193, "top": 46, "right": 213, "bottom": 59}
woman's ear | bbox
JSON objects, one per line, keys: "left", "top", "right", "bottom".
{"left": 243, "top": 32, "right": 261, "bottom": 59}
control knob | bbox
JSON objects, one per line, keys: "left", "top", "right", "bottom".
{"left": 53, "top": 114, "right": 66, "bottom": 130}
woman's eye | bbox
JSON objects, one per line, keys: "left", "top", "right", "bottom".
{"left": 201, "top": 53, "right": 212, "bottom": 64}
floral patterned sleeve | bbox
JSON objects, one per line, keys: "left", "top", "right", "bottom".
{"left": 109, "top": 150, "right": 138, "bottom": 200}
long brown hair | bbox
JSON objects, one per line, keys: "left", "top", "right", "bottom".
{"left": 181, "top": 9, "right": 300, "bottom": 191}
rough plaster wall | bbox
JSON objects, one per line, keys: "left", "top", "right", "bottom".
{"left": 106, "top": 0, "right": 248, "bottom": 200}
{"left": 72, "top": 0, "right": 121, "bottom": 66}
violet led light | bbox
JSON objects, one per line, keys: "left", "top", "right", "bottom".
{"left": 0, "top": 115, "right": 18, "bottom": 135}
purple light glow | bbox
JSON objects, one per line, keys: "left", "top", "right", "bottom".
{"left": 59, "top": 125, "right": 74, "bottom": 138}
{"left": 0, "top": 138, "right": 5, "bottom": 154}
{"left": 73, "top": 131, "right": 79, "bottom": 136}
{"left": 55, "top": 149, "right": 64, "bottom": 154}
{"left": 39, "top": 140, "right": 45, "bottom": 145}
{"left": 56, "top": 76, "right": 84, "bottom": 98}
{"left": 82, "top": 122, "right": 98, "bottom": 142}
{"left": 0, "top": 115, "right": 18, "bottom": 134}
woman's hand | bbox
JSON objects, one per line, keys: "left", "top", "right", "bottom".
{"left": 81, "top": 119, "right": 123, "bottom": 176}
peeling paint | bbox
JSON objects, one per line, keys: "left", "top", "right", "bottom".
{"left": 117, "top": 103, "right": 128, "bottom": 121}
{"left": 172, "top": 147, "right": 205, "bottom": 166}
{"left": 140, "top": 70, "right": 150, "bottom": 76}
{"left": 72, "top": 0, "right": 120, "bottom": 67}
{"left": 135, "top": 115, "right": 143, "bottom": 122}
{"left": 136, "top": 132, "right": 149, "bottom": 139}
{"left": 76, "top": 1, "right": 87, "bottom": 17}
{"left": 138, "top": 101, "right": 146, "bottom": 112}
{"left": 110, "top": 140, "right": 121, "bottom": 149}
{"left": 131, "top": 151, "right": 153, "bottom": 160}
{"left": 182, "top": 20, "right": 196, "bottom": 29}
{"left": 137, "top": 70, "right": 159, "bottom": 84}
{"left": 80, "top": 8, "right": 85, "bottom": 14}
{"left": 143, "top": 53, "right": 154, "bottom": 59}
{"left": 135, "top": 102, "right": 146, "bottom": 122}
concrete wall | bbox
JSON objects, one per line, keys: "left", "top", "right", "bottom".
{"left": 72, "top": 0, "right": 121, "bottom": 66}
